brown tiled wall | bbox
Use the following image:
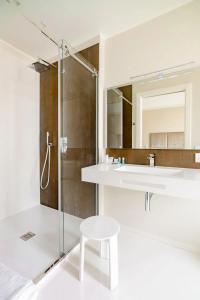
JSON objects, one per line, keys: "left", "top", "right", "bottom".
{"left": 106, "top": 149, "right": 200, "bottom": 169}
{"left": 40, "top": 65, "right": 58, "bottom": 209}
{"left": 118, "top": 85, "right": 132, "bottom": 148}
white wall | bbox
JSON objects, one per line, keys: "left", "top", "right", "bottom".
{"left": 0, "top": 39, "right": 40, "bottom": 220}
{"left": 102, "top": 1, "right": 200, "bottom": 252}
{"left": 104, "top": 188, "right": 200, "bottom": 252}
{"left": 105, "top": 0, "right": 200, "bottom": 88}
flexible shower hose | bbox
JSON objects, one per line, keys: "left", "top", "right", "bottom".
{"left": 40, "top": 143, "right": 51, "bottom": 190}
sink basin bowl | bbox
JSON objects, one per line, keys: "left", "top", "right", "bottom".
{"left": 115, "top": 165, "right": 182, "bottom": 176}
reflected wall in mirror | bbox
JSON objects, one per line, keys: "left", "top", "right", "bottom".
{"left": 106, "top": 65, "right": 200, "bottom": 150}
{"left": 137, "top": 89, "right": 187, "bottom": 149}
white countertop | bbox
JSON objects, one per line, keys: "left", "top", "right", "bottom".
{"left": 82, "top": 163, "right": 200, "bottom": 199}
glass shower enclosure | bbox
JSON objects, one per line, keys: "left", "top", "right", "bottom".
{"left": 58, "top": 41, "right": 99, "bottom": 256}
{"left": 0, "top": 1, "right": 98, "bottom": 282}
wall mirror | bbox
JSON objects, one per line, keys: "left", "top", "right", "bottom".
{"left": 106, "top": 64, "right": 200, "bottom": 150}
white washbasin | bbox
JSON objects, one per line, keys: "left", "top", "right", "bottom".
{"left": 115, "top": 165, "right": 182, "bottom": 176}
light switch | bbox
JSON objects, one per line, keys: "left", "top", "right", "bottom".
{"left": 195, "top": 153, "right": 200, "bottom": 163}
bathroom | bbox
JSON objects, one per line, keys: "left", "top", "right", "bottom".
{"left": 0, "top": 0, "right": 200, "bottom": 299}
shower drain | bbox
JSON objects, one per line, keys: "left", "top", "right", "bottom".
{"left": 20, "top": 232, "right": 36, "bottom": 241}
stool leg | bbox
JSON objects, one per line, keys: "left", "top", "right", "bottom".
{"left": 79, "top": 235, "right": 86, "bottom": 281}
{"left": 100, "top": 240, "right": 109, "bottom": 259}
{"left": 109, "top": 235, "right": 118, "bottom": 290}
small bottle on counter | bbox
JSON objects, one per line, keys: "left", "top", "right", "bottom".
{"left": 118, "top": 157, "right": 122, "bottom": 164}
{"left": 113, "top": 158, "right": 119, "bottom": 164}
{"left": 122, "top": 157, "right": 126, "bottom": 164}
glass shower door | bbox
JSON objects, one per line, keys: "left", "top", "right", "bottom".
{"left": 58, "top": 41, "right": 98, "bottom": 255}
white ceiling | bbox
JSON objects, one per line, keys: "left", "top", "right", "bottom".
{"left": 0, "top": 0, "right": 192, "bottom": 59}
{"left": 142, "top": 92, "right": 185, "bottom": 110}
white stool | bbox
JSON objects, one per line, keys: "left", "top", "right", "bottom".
{"left": 79, "top": 215, "right": 120, "bottom": 290}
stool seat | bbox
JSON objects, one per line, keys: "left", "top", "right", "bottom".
{"left": 80, "top": 216, "right": 120, "bottom": 241}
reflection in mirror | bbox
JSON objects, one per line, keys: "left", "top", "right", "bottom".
{"left": 107, "top": 85, "right": 132, "bottom": 148}
{"left": 106, "top": 65, "right": 200, "bottom": 150}
{"left": 140, "top": 91, "right": 185, "bottom": 149}
{"left": 107, "top": 89, "right": 123, "bottom": 148}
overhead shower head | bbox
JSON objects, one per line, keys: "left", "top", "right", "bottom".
{"left": 6, "top": 0, "right": 21, "bottom": 6}
{"left": 31, "top": 61, "right": 50, "bottom": 73}
{"left": 30, "top": 58, "right": 57, "bottom": 73}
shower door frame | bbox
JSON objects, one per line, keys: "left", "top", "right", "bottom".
{"left": 58, "top": 40, "right": 99, "bottom": 256}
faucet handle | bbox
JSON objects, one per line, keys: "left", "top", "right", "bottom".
{"left": 147, "top": 153, "right": 155, "bottom": 167}
{"left": 147, "top": 153, "right": 155, "bottom": 159}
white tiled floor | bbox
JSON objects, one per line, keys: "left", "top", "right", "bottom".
{"left": 37, "top": 228, "right": 200, "bottom": 300}
{"left": 0, "top": 205, "right": 81, "bottom": 279}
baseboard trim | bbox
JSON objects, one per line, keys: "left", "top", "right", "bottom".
{"left": 120, "top": 225, "right": 200, "bottom": 255}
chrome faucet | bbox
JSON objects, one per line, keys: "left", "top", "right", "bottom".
{"left": 147, "top": 153, "right": 155, "bottom": 167}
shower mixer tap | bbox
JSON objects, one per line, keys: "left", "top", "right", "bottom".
{"left": 46, "top": 132, "right": 53, "bottom": 147}
{"left": 60, "top": 137, "right": 68, "bottom": 154}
